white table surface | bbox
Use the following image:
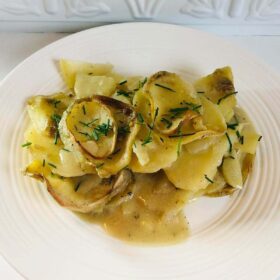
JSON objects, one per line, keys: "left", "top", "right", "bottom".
{"left": 1, "top": 32, "right": 280, "bottom": 280}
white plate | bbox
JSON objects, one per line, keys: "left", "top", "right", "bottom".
{"left": 0, "top": 23, "right": 280, "bottom": 280}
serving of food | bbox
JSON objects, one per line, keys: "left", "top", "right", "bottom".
{"left": 22, "top": 59, "right": 261, "bottom": 244}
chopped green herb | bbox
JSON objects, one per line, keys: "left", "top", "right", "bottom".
{"left": 155, "top": 83, "right": 176, "bottom": 93}
{"left": 91, "top": 130, "right": 99, "bottom": 141}
{"left": 117, "top": 90, "right": 131, "bottom": 98}
{"left": 141, "top": 132, "right": 152, "bottom": 146}
{"left": 75, "top": 182, "right": 81, "bottom": 192}
{"left": 240, "top": 135, "right": 244, "bottom": 145}
{"left": 217, "top": 91, "right": 238, "bottom": 105}
{"left": 62, "top": 148, "right": 70, "bottom": 152}
{"left": 54, "top": 130, "right": 59, "bottom": 145}
{"left": 53, "top": 100, "right": 61, "bottom": 108}
{"left": 137, "top": 113, "right": 144, "bottom": 124}
{"left": 48, "top": 162, "right": 57, "bottom": 169}
{"left": 258, "top": 135, "right": 262, "bottom": 141}
{"left": 236, "top": 130, "right": 241, "bottom": 139}
{"left": 197, "top": 91, "right": 205, "bottom": 94}
{"left": 42, "top": 159, "right": 45, "bottom": 167}
{"left": 225, "top": 132, "right": 232, "bottom": 153}
{"left": 229, "top": 156, "right": 235, "bottom": 159}
{"left": 79, "top": 119, "right": 98, "bottom": 127}
{"left": 118, "top": 125, "right": 130, "bottom": 135}
{"left": 183, "top": 102, "right": 202, "bottom": 113}
{"left": 21, "top": 142, "right": 32, "bottom": 148}
{"left": 51, "top": 114, "right": 61, "bottom": 125}
{"left": 96, "top": 163, "right": 104, "bottom": 169}
{"left": 160, "top": 137, "right": 164, "bottom": 143}
{"left": 161, "top": 117, "right": 172, "bottom": 129}
{"left": 227, "top": 123, "right": 238, "bottom": 130}
{"left": 169, "top": 132, "right": 196, "bottom": 138}
{"left": 204, "top": 174, "right": 214, "bottom": 184}
{"left": 82, "top": 105, "right": 86, "bottom": 115}
{"left": 139, "top": 77, "right": 147, "bottom": 89}
{"left": 119, "top": 80, "right": 127, "bottom": 85}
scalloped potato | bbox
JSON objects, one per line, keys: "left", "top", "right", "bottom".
{"left": 22, "top": 60, "right": 260, "bottom": 244}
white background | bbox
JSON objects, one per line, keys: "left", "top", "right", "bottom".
{"left": 1, "top": 32, "right": 280, "bottom": 279}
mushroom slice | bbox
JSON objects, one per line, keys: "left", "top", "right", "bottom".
{"left": 25, "top": 160, "right": 133, "bottom": 214}
{"left": 59, "top": 59, "right": 113, "bottom": 89}
{"left": 60, "top": 97, "right": 117, "bottom": 160}
{"left": 144, "top": 71, "right": 200, "bottom": 134}
{"left": 195, "top": 67, "right": 237, "bottom": 122}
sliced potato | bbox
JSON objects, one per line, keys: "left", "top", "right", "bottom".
{"left": 64, "top": 98, "right": 117, "bottom": 159}
{"left": 222, "top": 156, "right": 243, "bottom": 189}
{"left": 25, "top": 124, "right": 86, "bottom": 177}
{"left": 144, "top": 71, "right": 200, "bottom": 134}
{"left": 59, "top": 59, "right": 113, "bottom": 89}
{"left": 195, "top": 67, "right": 236, "bottom": 122}
{"left": 74, "top": 74, "right": 117, "bottom": 98}
{"left": 91, "top": 96, "right": 140, "bottom": 178}
{"left": 200, "top": 96, "right": 226, "bottom": 132}
{"left": 25, "top": 160, "right": 133, "bottom": 213}
{"left": 27, "top": 92, "right": 72, "bottom": 134}
{"left": 164, "top": 135, "right": 229, "bottom": 191}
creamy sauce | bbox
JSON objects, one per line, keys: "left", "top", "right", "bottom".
{"left": 80, "top": 171, "right": 190, "bottom": 244}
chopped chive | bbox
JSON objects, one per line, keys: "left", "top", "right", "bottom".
{"left": 92, "top": 130, "right": 99, "bottom": 141}
{"left": 225, "top": 132, "right": 232, "bottom": 153}
{"left": 137, "top": 113, "right": 144, "bottom": 124}
{"left": 258, "top": 135, "right": 262, "bottom": 141}
{"left": 53, "top": 100, "right": 61, "bottom": 108}
{"left": 161, "top": 117, "right": 172, "bottom": 129}
{"left": 21, "top": 142, "right": 32, "bottom": 148}
{"left": 155, "top": 83, "right": 176, "bottom": 93}
{"left": 54, "top": 130, "right": 59, "bottom": 145}
{"left": 160, "top": 137, "right": 164, "bottom": 143}
{"left": 119, "top": 80, "right": 127, "bottom": 85}
{"left": 75, "top": 182, "right": 81, "bottom": 192}
{"left": 197, "top": 91, "right": 205, "bottom": 94}
{"left": 217, "top": 92, "right": 238, "bottom": 105}
{"left": 96, "top": 163, "right": 104, "bottom": 169}
{"left": 42, "top": 159, "right": 45, "bottom": 167}
{"left": 62, "top": 148, "right": 70, "bottom": 152}
{"left": 135, "top": 77, "right": 147, "bottom": 90}
{"left": 204, "top": 174, "right": 214, "bottom": 184}
{"left": 169, "top": 107, "right": 189, "bottom": 113}
{"left": 141, "top": 133, "right": 152, "bottom": 146}
{"left": 240, "top": 135, "right": 244, "bottom": 145}
{"left": 117, "top": 90, "right": 131, "bottom": 98}
{"left": 82, "top": 105, "right": 86, "bottom": 115}
{"left": 236, "top": 130, "right": 241, "bottom": 139}
{"left": 48, "top": 162, "right": 57, "bottom": 169}
{"left": 118, "top": 125, "right": 130, "bottom": 134}
{"left": 169, "top": 132, "right": 196, "bottom": 138}
{"left": 227, "top": 123, "right": 238, "bottom": 130}
{"left": 229, "top": 156, "right": 235, "bottom": 159}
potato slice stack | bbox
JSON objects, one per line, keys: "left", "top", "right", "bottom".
{"left": 23, "top": 60, "right": 261, "bottom": 214}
